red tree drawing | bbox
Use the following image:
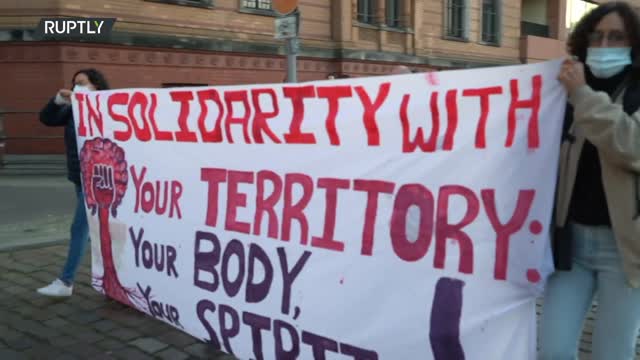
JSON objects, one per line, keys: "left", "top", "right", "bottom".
{"left": 80, "top": 138, "right": 144, "bottom": 309}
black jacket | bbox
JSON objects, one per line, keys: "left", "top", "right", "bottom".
{"left": 39, "top": 97, "right": 81, "bottom": 186}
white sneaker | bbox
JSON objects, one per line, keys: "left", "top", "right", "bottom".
{"left": 37, "top": 279, "right": 73, "bottom": 297}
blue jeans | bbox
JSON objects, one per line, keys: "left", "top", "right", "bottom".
{"left": 59, "top": 185, "right": 90, "bottom": 285}
{"left": 539, "top": 222, "right": 640, "bottom": 360}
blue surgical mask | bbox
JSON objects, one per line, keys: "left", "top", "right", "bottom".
{"left": 586, "top": 47, "right": 632, "bottom": 79}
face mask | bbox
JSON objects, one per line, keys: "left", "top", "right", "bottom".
{"left": 586, "top": 47, "right": 632, "bottom": 78}
{"left": 73, "top": 84, "right": 91, "bottom": 92}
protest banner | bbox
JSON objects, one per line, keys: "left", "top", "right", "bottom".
{"left": 72, "top": 59, "right": 566, "bottom": 359}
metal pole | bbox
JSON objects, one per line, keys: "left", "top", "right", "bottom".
{"left": 286, "top": 37, "right": 298, "bottom": 83}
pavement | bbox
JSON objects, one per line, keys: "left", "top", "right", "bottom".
{"left": 0, "top": 244, "right": 236, "bottom": 360}
{"left": 0, "top": 175, "right": 237, "bottom": 359}
{"left": 0, "top": 174, "right": 637, "bottom": 359}
{"left": 0, "top": 176, "right": 74, "bottom": 252}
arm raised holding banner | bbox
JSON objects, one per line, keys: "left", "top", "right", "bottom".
{"left": 40, "top": 89, "right": 73, "bottom": 126}
{"left": 559, "top": 57, "right": 640, "bottom": 172}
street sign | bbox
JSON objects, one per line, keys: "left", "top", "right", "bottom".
{"left": 273, "top": 0, "right": 300, "bottom": 83}
{"left": 273, "top": 0, "right": 298, "bottom": 15}
{"left": 274, "top": 14, "right": 297, "bottom": 39}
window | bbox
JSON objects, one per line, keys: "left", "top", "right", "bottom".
{"left": 445, "top": 0, "right": 467, "bottom": 39}
{"left": 481, "top": 0, "right": 499, "bottom": 44}
{"left": 241, "top": 0, "right": 272, "bottom": 11}
{"left": 358, "top": 0, "right": 376, "bottom": 25}
{"left": 521, "top": 0, "right": 549, "bottom": 37}
{"left": 386, "top": 0, "right": 401, "bottom": 28}
{"left": 521, "top": 22, "right": 549, "bottom": 37}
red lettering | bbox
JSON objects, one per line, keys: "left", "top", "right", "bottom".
{"left": 443, "top": 89, "right": 458, "bottom": 151}
{"left": 131, "top": 165, "right": 147, "bottom": 213}
{"left": 354, "top": 180, "right": 395, "bottom": 256}
{"left": 128, "top": 92, "right": 152, "bottom": 142}
{"left": 506, "top": 75, "right": 542, "bottom": 149}
{"left": 482, "top": 189, "right": 536, "bottom": 280}
{"left": 355, "top": 83, "right": 390, "bottom": 146}
{"left": 171, "top": 90, "right": 198, "bottom": 142}
{"left": 254, "top": 170, "right": 283, "bottom": 239}
{"left": 283, "top": 86, "right": 317, "bottom": 144}
{"left": 225, "top": 171, "right": 254, "bottom": 234}
{"left": 311, "top": 178, "right": 350, "bottom": 252}
{"left": 141, "top": 182, "right": 154, "bottom": 213}
{"left": 155, "top": 181, "right": 169, "bottom": 215}
{"left": 108, "top": 93, "right": 132, "bottom": 142}
{"left": 434, "top": 186, "right": 478, "bottom": 274}
{"left": 282, "top": 173, "right": 313, "bottom": 244}
{"left": 390, "top": 184, "right": 435, "bottom": 262}
{"left": 86, "top": 94, "right": 103, "bottom": 137}
{"left": 75, "top": 93, "right": 87, "bottom": 137}
{"left": 197, "top": 89, "right": 224, "bottom": 143}
{"left": 224, "top": 90, "right": 253, "bottom": 144}
{"left": 149, "top": 93, "right": 174, "bottom": 141}
{"left": 251, "top": 88, "right": 281, "bottom": 144}
{"left": 462, "top": 87, "right": 503, "bottom": 149}
{"left": 170, "top": 181, "right": 183, "bottom": 219}
{"left": 201, "top": 168, "right": 228, "bottom": 227}
{"left": 130, "top": 165, "right": 182, "bottom": 219}
{"left": 400, "top": 92, "right": 439, "bottom": 153}
{"left": 317, "top": 86, "right": 353, "bottom": 146}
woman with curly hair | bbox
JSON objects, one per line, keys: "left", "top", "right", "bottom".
{"left": 540, "top": 1, "right": 640, "bottom": 359}
{"left": 36, "top": 69, "right": 110, "bottom": 297}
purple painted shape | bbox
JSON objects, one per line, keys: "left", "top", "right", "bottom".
{"left": 274, "top": 320, "right": 300, "bottom": 359}
{"left": 277, "top": 248, "right": 312, "bottom": 316}
{"left": 243, "top": 312, "right": 271, "bottom": 360}
{"left": 221, "top": 239, "right": 246, "bottom": 298}
{"left": 246, "top": 243, "right": 274, "bottom": 303}
{"left": 301, "top": 331, "right": 339, "bottom": 360}
{"left": 193, "top": 231, "right": 221, "bottom": 292}
{"left": 218, "top": 304, "right": 240, "bottom": 355}
{"left": 196, "top": 300, "right": 221, "bottom": 349}
{"left": 429, "top": 277, "right": 466, "bottom": 360}
{"left": 340, "top": 343, "right": 379, "bottom": 360}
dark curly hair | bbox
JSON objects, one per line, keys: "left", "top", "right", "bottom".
{"left": 71, "top": 68, "right": 110, "bottom": 90}
{"left": 568, "top": 1, "right": 640, "bottom": 77}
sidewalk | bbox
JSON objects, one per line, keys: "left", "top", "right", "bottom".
{"left": 0, "top": 243, "right": 236, "bottom": 360}
{"left": 0, "top": 175, "right": 236, "bottom": 359}
{"left": 0, "top": 176, "right": 74, "bottom": 251}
